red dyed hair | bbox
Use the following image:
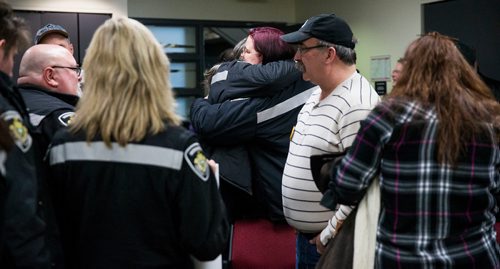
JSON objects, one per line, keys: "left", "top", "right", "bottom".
{"left": 249, "top": 27, "right": 296, "bottom": 64}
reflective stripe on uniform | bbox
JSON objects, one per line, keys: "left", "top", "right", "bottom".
{"left": 211, "top": 70, "right": 229, "bottom": 84}
{"left": 29, "top": 113, "right": 46, "bottom": 127}
{"left": 256, "top": 86, "right": 317, "bottom": 124}
{"left": 0, "top": 151, "right": 6, "bottom": 176}
{"left": 49, "top": 141, "right": 184, "bottom": 170}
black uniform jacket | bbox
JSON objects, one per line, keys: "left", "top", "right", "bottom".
{"left": 48, "top": 124, "right": 229, "bottom": 268}
{"left": 0, "top": 72, "right": 51, "bottom": 268}
{"left": 20, "top": 84, "right": 78, "bottom": 268}
{"left": 190, "top": 60, "right": 316, "bottom": 222}
{"left": 19, "top": 84, "right": 78, "bottom": 152}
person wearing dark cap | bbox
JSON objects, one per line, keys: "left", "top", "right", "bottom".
{"left": 35, "top": 23, "right": 74, "bottom": 54}
{"left": 35, "top": 24, "right": 85, "bottom": 97}
{"left": 280, "top": 13, "right": 379, "bottom": 267}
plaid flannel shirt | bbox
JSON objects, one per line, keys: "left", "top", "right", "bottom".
{"left": 321, "top": 99, "right": 500, "bottom": 268}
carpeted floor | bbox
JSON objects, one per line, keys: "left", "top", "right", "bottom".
{"left": 231, "top": 219, "right": 295, "bottom": 269}
{"left": 229, "top": 220, "right": 500, "bottom": 269}
{"left": 496, "top": 223, "right": 500, "bottom": 243}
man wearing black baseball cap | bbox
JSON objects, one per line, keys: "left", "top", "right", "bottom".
{"left": 281, "top": 13, "right": 355, "bottom": 49}
{"left": 35, "top": 23, "right": 74, "bottom": 54}
{"left": 280, "top": 13, "right": 380, "bottom": 268}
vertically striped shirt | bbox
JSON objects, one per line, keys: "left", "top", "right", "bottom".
{"left": 282, "top": 72, "right": 380, "bottom": 232}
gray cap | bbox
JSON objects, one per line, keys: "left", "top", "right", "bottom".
{"left": 35, "top": 23, "right": 69, "bottom": 44}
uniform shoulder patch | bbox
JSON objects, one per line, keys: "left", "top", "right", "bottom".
{"left": 58, "top": 111, "right": 75, "bottom": 126}
{"left": 2, "top": 110, "right": 32, "bottom": 152}
{"left": 184, "top": 142, "right": 210, "bottom": 182}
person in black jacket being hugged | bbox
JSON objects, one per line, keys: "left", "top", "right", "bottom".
{"left": 191, "top": 28, "right": 316, "bottom": 224}
{"left": 47, "top": 17, "right": 229, "bottom": 268}
{"left": 190, "top": 27, "right": 316, "bottom": 268}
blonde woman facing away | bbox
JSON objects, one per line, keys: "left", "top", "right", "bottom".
{"left": 48, "top": 17, "right": 229, "bottom": 268}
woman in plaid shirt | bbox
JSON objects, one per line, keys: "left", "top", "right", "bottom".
{"left": 321, "top": 32, "right": 500, "bottom": 268}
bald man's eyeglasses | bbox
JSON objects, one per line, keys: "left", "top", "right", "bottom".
{"left": 52, "top": 65, "right": 81, "bottom": 76}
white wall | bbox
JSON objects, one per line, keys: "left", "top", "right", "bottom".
{"left": 127, "top": 0, "right": 443, "bottom": 91}
{"left": 295, "top": 0, "right": 443, "bottom": 90}
{"left": 127, "top": 0, "right": 295, "bottom": 23}
{"left": 6, "top": 0, "right": 128, "bottom": 17}
{"left": 8, "top": 0, "right": 445, "bottom": 91}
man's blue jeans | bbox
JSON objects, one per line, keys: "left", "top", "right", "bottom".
{"left": 296, "top": 232, "right": 321, "bottom": 269}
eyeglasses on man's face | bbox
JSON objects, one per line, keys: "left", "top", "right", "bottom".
{"left": 296, "top": 44, "right": 328, "bottom": 54}
{"left": 51, "top": 65, "right": 82, "bottom": 76}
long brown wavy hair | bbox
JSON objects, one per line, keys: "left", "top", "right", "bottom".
{"left": 390, "top": 32, "right": 500, "bottom": 164}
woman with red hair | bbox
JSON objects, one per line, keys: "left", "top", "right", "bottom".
{"left": 191, "top": 26, "right": 316, "bottom": 268}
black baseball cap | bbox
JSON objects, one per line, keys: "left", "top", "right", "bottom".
{"left": 281, "top": 14, "right": 355, "bottom": 49}
{"left": 35, "top": 23, "right": 69, "bottom": 44}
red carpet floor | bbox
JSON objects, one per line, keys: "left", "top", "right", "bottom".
{"left": 496, "top": 223, "right": 500, "bottom": 243}
{"left": 230, "top": 220, "right": 500, "bottom": 268}
{"left": 231, "top": 219, "right": 295, "bottom": 269}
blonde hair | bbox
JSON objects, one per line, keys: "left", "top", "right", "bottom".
{"left": 72, "top": 17, "right": 181, "bottom": 146}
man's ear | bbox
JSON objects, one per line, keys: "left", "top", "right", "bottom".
{"left": 43, "top": 67, "right": 58, "bottom": 87}
{"left": 325, "top": 47, "right": 336, "bottom": 63}
{"left": 0, "top": 40, "right": 5, "bottom": 59}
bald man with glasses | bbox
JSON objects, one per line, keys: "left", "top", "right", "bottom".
{"left": 15, "top": 45, "right": 81, "bottom": 268}
{"left": 17, "top": 44, "right": 80, "bottom": 156}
